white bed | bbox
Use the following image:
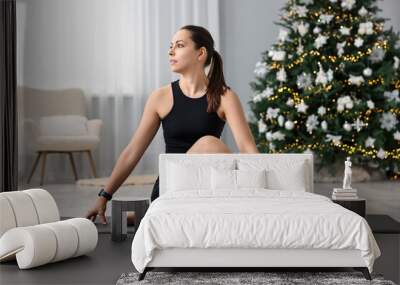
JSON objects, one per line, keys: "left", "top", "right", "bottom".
{"left": 130, "top": 153, "right": 381, "bottom": 281}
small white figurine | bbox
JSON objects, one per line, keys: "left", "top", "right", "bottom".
{"left": 342, "top": 156, "right": 352, "bottom": 189}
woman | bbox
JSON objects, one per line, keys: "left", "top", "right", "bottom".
{"left": 86, "top": 25, "right": 259, "bottom": 225}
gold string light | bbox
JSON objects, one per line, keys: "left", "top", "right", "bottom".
{"left": 271, "top": 140, "right": 400, "bottom": 180}
{"left": 277, "top": 140, "right": 400, "bottom": 160}
{"left": 270, "top": 40, "right": 388, "bottom": 71}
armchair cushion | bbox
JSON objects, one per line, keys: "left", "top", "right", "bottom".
{"left": 39, "top": 115, "right": 88, "bottom": 136}
{"left": 87, "top": 119, "right": 103, "bottom": 137}
{"left": 35, "top": 135, "right": 100, "bottom": 151}
{"left": 34, "top": 115, "right": 102, "bottom": 151}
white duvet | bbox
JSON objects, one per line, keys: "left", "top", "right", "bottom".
{"left": 131, "top": 189, "right": 381, "bottom": 273}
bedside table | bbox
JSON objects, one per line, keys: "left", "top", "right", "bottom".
{"left": 332, "top": 198, "right": 366, "bottom": 217}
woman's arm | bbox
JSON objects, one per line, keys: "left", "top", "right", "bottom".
{"left": 102, "top": 89, "right": 162, "bottom": 196}
{"left": 221, "top": 89, "right": 260, "bottom": 154}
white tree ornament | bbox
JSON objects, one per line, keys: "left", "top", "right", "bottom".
{"left": 296, "top": 101, "right": 309, "bottom": 113}
{"left": 266, "top": 107, "right": 280, "bottom": 120}
{"left": 351, "top": 118, "right": 367, "bottom": 132}
{"left": 317, "top": 106, "right": 326, "bottom": 116}
{"left": 325, "top": 134, "right": 342, "bottom": 146}
{"left": 379, "top": 112, "right": 398, "bottom": 131}
{"left": 367, "top": 100, "right": 375, "bottom": 109}
{"left": 315, "top": 34, "right": 328, "bottom": 49}
{"left": 254, "top": 61, "right": 269, "bottom": 77}
{"left": 276, "top": 68, "right": 287, "bottom": 82}
{"left": 285, "top": 120, "right": 294, "bottom": 130}
{"left": 306, "top": 114, "right": 319, "bottom": 133}
{"left": 319, "top": 14, "right": 334, "bottom": 24}
{"left": 297, "top": 22, "right": 309, "bottom": 37}
{"left": 348, "top": 75, "right": 365, "bottom": 86}
{"left": 297, "top": 73, "right": 313, "bottom": 89}
{"left": 272, "top": 51, "right": 286, "bottom": 61}
{"left": 258, "top": 118, "right": 268, "bottom": 133}
{"left": 358, "top": 6, "right": 368, "bottom": 17}
{"left": 394, "top": 56, "right": 399, "bottom": 70}
{"left": 365, "top": 137, "right": 375, "bottom": 148}
{"left": 340, "top": 26, "right": 351, "bottom": 36}
{"left": 261, "top": 87, "right": 274, "bottom": 99}
{"left": 383, "top": 90, "right": 400, "bottom": 103}
{"left": 321, "top": 120, "right": 328, "bottom": 131}
{"left": 358, "top": 22, "right": 374, "bottom": 35}
{"left": 354, "top": 37, "right": 364, "bottom": 47}
{"left": 394, "top": 131, "right": 400, "bottom": 141}
{"left": 341, "top": 0, "right": 356, "bottom": 11}
{"left": 377, "top": 148, "right": 387, "bottom": 159}
{"left": 363, "top": 67, "right": 372, "bottom": 77}
{"left": 278, "top": 29, "right": 289, "bottom": 42}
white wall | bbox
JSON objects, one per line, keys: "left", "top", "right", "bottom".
{"left": 219, "top": 0, "right": 400, "bottom": 151}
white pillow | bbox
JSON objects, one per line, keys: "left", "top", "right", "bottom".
{"left": 237, "top": 159, "right": 307, "bottom": 191}
{"left": 39, "top": 115, "right": 88, "bottom": 136}
{"left": 211, "top": 168, "right": 236, "bottom": 190}
{"left": 236, "top": 169, "right": 267, "bottom": 188}
{"left": 166, "top": 159, "right": 235, "bottom": 192}
{"left": 211, "top": 168, "right": 267, "bottom": 190}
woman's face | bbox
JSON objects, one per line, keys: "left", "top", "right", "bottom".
{"left": 169, "top": 29, "right": 206, "bottom": 74}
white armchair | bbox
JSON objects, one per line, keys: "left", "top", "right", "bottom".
{"left": 18, "top": 86, "right": 103, "bottom": 185}
{"left": 27, "top": 115, "right": 103, "bottom": 185}
{"left": 0, "top": 189, "right": 98, "bottom": 269}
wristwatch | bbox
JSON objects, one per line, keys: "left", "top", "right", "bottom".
{"left": 98, "top": 188, "right": 113, "bottom": 201}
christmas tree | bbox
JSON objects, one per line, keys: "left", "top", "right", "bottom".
{"left": 248, "top": 0, "right": 400, "bottom": 180}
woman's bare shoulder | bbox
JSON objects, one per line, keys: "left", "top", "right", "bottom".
{"left": 148, "top": 84, "right": 172, "bottom": 119}
{"left": 220, "top": 87, "right": 240, "bottom": 105}
{"left": 150, "top": 83, "right": 171, "bottom": 100}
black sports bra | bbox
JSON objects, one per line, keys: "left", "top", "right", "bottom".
{"left": 161, "top": 79, "right": 225, "bottom": 153}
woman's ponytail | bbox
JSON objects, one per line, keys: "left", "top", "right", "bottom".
{"left": 206, "top": 49, "right": 230, "bottom": 113}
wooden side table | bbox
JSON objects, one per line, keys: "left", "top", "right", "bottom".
{"left": 111, "top": 197, "right": 150, "bottom": 242}
{"left": 332, "top": 198, "right": 366, "bottom": 217}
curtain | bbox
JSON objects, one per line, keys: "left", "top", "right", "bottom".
{"left": 0, "top": 0, "right": 18, "bottom": 192}
{"left": 17, "top": 0, "right": 220, "bottom": 183}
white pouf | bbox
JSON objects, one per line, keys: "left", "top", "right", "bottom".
{"left": 0, "top": 189, "right": 98, "bottom": 269}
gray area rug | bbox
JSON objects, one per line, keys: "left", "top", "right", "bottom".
{"left": 116, "top": 271, "right": 395, "bottom": 285}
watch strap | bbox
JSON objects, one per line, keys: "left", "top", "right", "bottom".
{"left": 98, "top": 188, "right": 112, "bottom": 201}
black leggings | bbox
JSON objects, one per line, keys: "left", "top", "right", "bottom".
{"left": 150, "top": 176, "right": 160, "bottom": 202}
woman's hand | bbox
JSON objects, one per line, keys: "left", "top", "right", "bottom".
{"left": 86, "top": 197, "right": 108, "bottom": 224}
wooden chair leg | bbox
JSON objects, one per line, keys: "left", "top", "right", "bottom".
{"left": 68, "top": 152, "right": 78, "bottom": 181}
{"left": 86, "top": 150, "right": 97, "bottom": 178}
{"left": 27, "top": 152, "right": 42, "bottom": 184}
{"left": 40, "top": 152, "right": 47, "bottom": 186}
